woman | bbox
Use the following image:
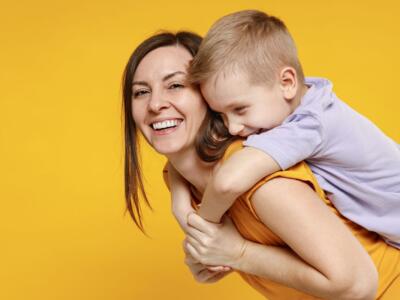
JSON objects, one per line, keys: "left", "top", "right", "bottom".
{"left": 122, "top": 31, "right": 400, "bottom": 299}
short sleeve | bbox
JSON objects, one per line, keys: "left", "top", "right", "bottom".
{"left": 244, "top": 114, "right": 323, "bottom": 170}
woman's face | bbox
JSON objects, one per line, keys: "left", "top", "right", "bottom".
{"left": 131, "top": 46, "right": 207, "bottom": 156}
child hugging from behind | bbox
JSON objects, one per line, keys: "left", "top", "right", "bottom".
{"left": 170, "top": 10, "right": 400, "bottom": 249}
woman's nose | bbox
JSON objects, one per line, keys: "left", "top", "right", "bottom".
{"left": 148, "top": 90, "right": 170, "bottom": 112}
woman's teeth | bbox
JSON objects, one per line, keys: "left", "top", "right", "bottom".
{"left": 152, "top": 119, "right": 180, "bottom": 130}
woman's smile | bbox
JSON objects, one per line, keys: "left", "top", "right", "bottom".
{"left": 150, "top": 118, "right": 183, "bottom": 135}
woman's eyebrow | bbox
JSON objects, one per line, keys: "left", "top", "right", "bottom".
{"left": 132, "top": 81, "right": 149, "bottom": 87}
{"left": 163, "top": 71, "right": 185, "bottom": 81}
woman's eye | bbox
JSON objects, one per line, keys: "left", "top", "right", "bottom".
{"left": 169, "top": 83, "right": 184, "bottom": 90}
{"left": 133, "top": 90, "right": 149, "bottom": 98}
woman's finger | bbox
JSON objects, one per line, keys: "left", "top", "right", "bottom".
{"left": 196, "top": 269, "right": 213, "bottom": 282}
{"left": 207, "top": 265, "right": 232, "bottom": 272}
{"left": 197, "top": 269, "right": 220, "bottom": 283}
{"left": 211, "top": 269, "right": 233, "bottom": 281}
{"left": 198, "top": 269, "right": 232, "bottom": 283}
{"left": 205, "top": 271, "right": 228, "bottom": 283}
{"left": 207, "top": 266, "right": 224, "bottom": 272}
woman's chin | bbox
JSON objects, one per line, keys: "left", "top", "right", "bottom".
{"left": 152, "top": 140, "right": 187, "bottom": 156}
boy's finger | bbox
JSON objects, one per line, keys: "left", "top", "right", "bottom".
{"left": 186, "top": 225, "right": 205, "bottom": 242}
{"left": 186, "top": 235, "right": 202, "bottom": 252}
{"left": 182, "top": 239, "right": 190, "bottom": 254}
{"left": 185, "top": 241, "right": 200, "bottom": 262}
{"left": 187, "top": 212, "right": 215, "bottom": 234}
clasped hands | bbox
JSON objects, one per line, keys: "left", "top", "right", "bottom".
{"left": 182, "top": 212, "right": 248, "bottom": 283}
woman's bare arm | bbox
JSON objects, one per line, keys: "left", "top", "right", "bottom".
{"left": 167, "top": 164, "right": 195, "bottom": 232}
{"left": 185, "top": 177, "right": 377, "bottom": 300}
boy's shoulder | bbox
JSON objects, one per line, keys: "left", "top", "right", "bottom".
{"left": 297, "top": 77, "right": 336, "bottom": 116}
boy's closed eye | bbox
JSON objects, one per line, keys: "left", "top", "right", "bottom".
{"left": 233, "top": 106, "right": 247, "bottom": 115}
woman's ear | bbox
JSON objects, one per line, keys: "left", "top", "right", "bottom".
{"left": 278, "top": 67, "right": 298, "bottom": 100}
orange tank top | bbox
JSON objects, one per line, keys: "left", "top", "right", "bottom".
{"left": 163, "top": 141, "right": 400, "bottom": 299}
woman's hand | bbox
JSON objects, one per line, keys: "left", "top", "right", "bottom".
{"left": 184, "top": 213, "right": 248, "bottom": 268}
{"left": 183, "top": 240, "right": 232, "bottom": 283}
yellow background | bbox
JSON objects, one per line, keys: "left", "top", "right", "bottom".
{"left": 1, "top": 0, "right": 399, "bottom": 299}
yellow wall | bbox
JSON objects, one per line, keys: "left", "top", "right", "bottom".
{"left": 1, "top": 1, "right": 399, "bottom": 299}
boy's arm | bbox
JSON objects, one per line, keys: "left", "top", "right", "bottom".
{"left": 198, "top": 147, "right": 280, "bottom": 223}
{"left": 167, "top": 164, "right": 195, "bottom": 233}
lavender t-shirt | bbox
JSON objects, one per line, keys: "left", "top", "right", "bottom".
{"left": 244, "top": 77, "right": 400, "bottom": 248}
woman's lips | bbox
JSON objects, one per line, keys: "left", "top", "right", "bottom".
{"left": 150, "top": 118, "right": 183, "bottom": 136}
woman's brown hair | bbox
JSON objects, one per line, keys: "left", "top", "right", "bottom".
{"left": 122, "top": 31, "right": 202, "bottom": 232}
{"left": 195, "top": 109, "right": 239, "bottom": 163}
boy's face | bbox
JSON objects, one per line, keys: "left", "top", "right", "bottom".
{"left": 201, "top": 72, "right": 294, "bottom": 137}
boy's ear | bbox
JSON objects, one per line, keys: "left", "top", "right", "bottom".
{"left": 278, "top": 67, "right": 298, "bottom": 100}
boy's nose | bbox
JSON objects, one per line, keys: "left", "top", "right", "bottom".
{"left": 228, "top": 123, "right": 245, "bottom": 136}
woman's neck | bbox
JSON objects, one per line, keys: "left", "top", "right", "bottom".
{"left": 167, "top": 147, "right": 215, "bottom": 194}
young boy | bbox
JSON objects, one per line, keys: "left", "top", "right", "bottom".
{"left": 171, "top": 10, "right": 400, "bottom": 248}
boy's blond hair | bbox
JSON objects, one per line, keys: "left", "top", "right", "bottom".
{"left": 189, "top": 10, "right": 304, "bottom": 86}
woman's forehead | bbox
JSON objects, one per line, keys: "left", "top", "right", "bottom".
{"left": 134, "top": 46, "right": 192, "bottom": 82}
